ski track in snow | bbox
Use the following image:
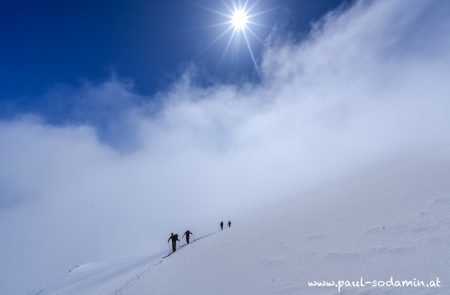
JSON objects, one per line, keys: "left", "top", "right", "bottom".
{"left": 32, "top": 233, "right": 219, "bottom": 295}
{"left": 111, "top": 233, "right": 218, "bottom": 295}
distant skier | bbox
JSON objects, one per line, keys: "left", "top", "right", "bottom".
{"left": 168, "top": 233, "right": 179, "bottom": 252}
{"left": 228, "top": 221, "right": 231, "bottom": 228}
{"left": 220, "top": 221, "right": 224, "bottom": 230}
{"left": 183, "top": 230, "right": 193, "bottom": 244}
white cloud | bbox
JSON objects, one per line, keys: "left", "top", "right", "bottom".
{"left": 1, "top": 0, "right": 450, "bottom": 293}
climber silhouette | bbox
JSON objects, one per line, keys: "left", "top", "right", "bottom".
{"left": 228, "top": 221, "right": 231, "bottom": 228}
{"left": 220, "top": 221, "right": 224, "bottom": 230}
{"left": 168, "top": 233, "right": 179, "bottom": 252}
{"left": 183, "top": 230, "right": 193, "bottom": 244}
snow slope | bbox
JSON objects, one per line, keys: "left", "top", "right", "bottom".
{"left": 36, "top": 149, "right": 450, "bottom": 294}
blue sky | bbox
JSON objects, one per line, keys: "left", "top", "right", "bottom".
{"left": 0, "top": 0, "right": 345, "bottom": 114}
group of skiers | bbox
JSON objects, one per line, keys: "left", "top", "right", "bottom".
{"left": 167, "top": 231, "right": 191, "bottom": 253}
{"left": 167, "top": 221, "right": 232, "bottom": 253}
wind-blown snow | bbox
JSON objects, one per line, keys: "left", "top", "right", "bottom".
{"left": 37, "top": 148, "right": 450, "bottom": 294}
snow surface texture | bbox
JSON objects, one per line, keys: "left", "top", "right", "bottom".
{"left": 35, "top": 149, "right": 450, "bottom": 294}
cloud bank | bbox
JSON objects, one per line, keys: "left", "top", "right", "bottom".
{"left": 1, "top": 0, "right": 450, "bottom": 293}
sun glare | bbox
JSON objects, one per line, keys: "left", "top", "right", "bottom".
{"left": 197, "top": 0, "right": 273, "bottom": 75}
{"left": 231, "top": 9, "right": 248, "bottom": 31}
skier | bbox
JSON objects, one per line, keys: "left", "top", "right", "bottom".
{"left": 168, "top": 233, "right": 179, "bottom": 252}
{"left": 220, "top": 221, "right": 224, "bottom": 230}
{"left": 183, "top": 230, "right": 193, "bottom": 244}
{"left": 228, "top": 221, "right": 231, "bottom": 228}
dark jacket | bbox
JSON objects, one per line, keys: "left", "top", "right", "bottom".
{"left": 168, "top": 234, "right": 179, "bottom": 243}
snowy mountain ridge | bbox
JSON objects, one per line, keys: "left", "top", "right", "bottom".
{"left": 34, "top": 149, "right": 450, "bottom": 295}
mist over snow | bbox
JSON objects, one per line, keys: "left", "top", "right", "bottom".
{"left": 1, "top": 0, "right": 450, "bottom": 294}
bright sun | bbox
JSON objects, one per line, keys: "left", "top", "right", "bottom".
{"left": 231, "top": 9, "right": 248, "bottom": 31}
{"left": 198, "top": 0, "right": 272, "bottom": 75}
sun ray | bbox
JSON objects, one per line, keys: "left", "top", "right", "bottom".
{"left": 220, "top": 0, "right": 235, "bottom": 14}
{"left": 246, "top": 0, "right": 263, "bottom": 14}
{"left": 242, "top": 30, "right": 260, "bottom": 76}
{"left": 247, "top": 20, "right": 270, "bottom": 29}
{"left": 231, "top": 1, "right": 237, "bottom": 11}
{"left": 246, "top": 26, "right": 264, "bottom": 45}
{"left": 195, "top": 26, "right": 234, "bottom": 58}
{"left": 247, "top": 6, "right": 281, "bottom": 18}
{"left": 200, "top": 21, "right": 233, "bottom": 30}
{"left": 189, "top": 1, "right": 231, "bottom": 18}
{"left": 243, "top": 0, "right": 250, "bottom": 11}
{"left": 218, "top": 28, "right": 238, "bottom": 65}
{"left": 184, "top": 21, "right": 234, "bottom": 34}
